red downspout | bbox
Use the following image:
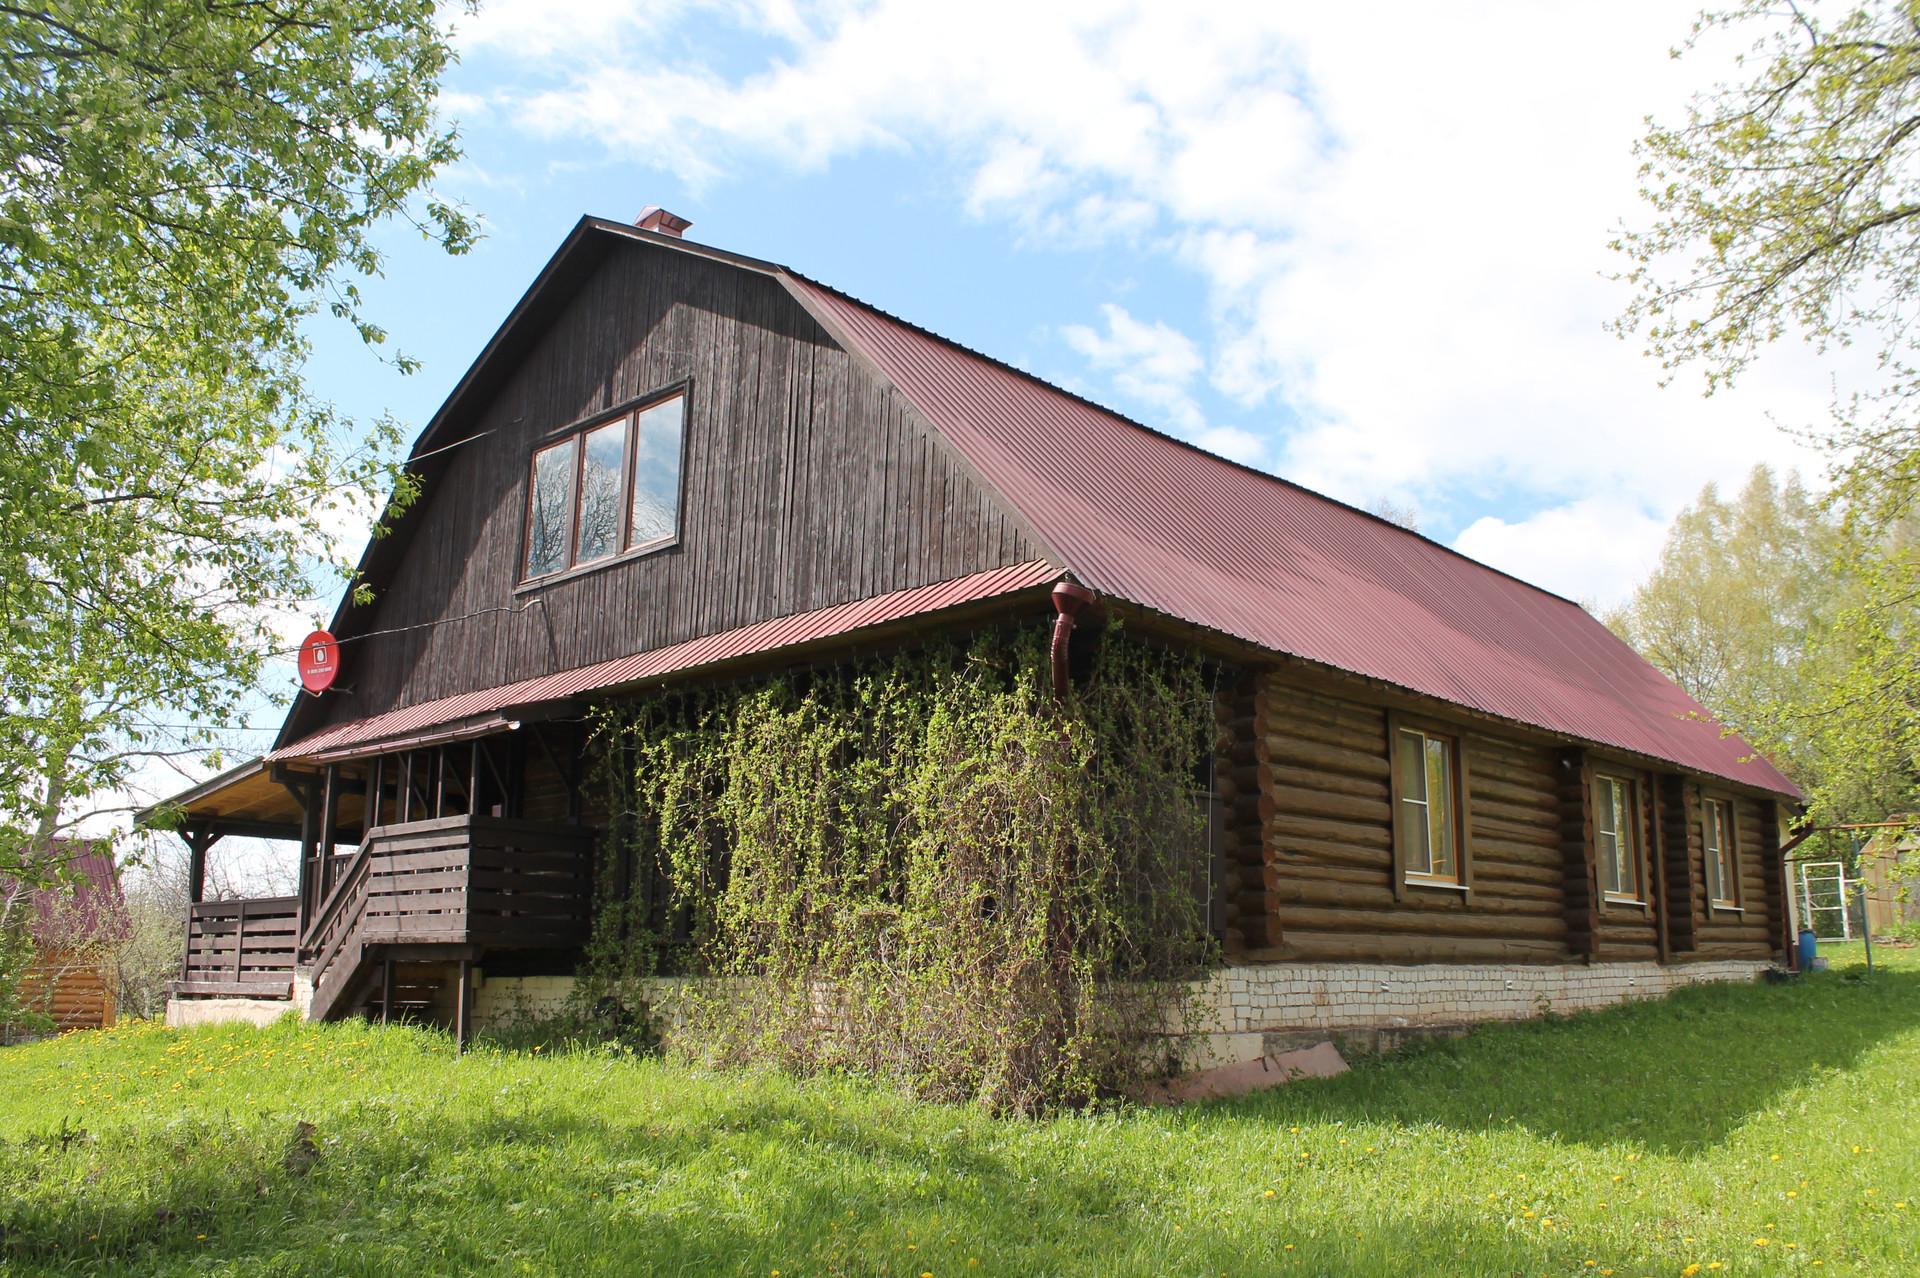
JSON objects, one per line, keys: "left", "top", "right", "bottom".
{"left": 1050, "top": 582, "right": 1096, "bottom": 701}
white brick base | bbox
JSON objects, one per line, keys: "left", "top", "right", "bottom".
{"left": 475, "top": 960, "right": 1768, "bottom": 1058}
{"left": 472, "top": 974, "right": 575, "bottom": 1026}
{"left": 1183, "top": 959, "right": 1768, "bottom": 1066}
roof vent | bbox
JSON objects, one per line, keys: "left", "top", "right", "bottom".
{"left": 635, "top": 206, "right": 692, "bottom": 237}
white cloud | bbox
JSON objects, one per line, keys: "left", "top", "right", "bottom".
{"left": 457, "top": 0, "right": 1853, "bottom": 600}
{"left": 1062, "top": 303, "right": 1210, "bottom": 435}
{"left": 1455, "top": 498, "right": 1671, "bottom": 609}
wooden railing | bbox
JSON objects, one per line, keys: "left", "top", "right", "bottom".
{"left": 169, "top": 896, "right": 300, "bottom": 999}
{"left": 306, "top": 815, "right": 596, "bottom": 1022}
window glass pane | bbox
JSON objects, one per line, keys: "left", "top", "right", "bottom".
{"left": 1397, "top": 731, "right": 1430, "bottom": 874}
{"left": 1597, "top": 828, "right": 1619, "bottom": 892}
{"left": 1398, "top": 731, "right": 1427, "bottom": 803}
{"left": 525, "top": 438, "right": 576, "bottom": 578}
{"left": 629, "top": 395, "right": 684, "bottom": 546}
{"left": 576, "top": 417, "right": 628, "bottom": 563}
{"left": 1426, "top": 736, "right": 1455, "bottom": 877}
{"left": 1704, "top": 804, "right": 1722, "bottom": 901}
{"left": 1614, "top": 783, "right": 1636, "bottom": 895}
{"left": 1708, "top": 802, "right": 1735, "bottom": 903}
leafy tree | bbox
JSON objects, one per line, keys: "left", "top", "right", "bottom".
{"left": 1606, "top": 466, "right": 1837, "bottom": 746}
{"left": 1605, "top": 465, "right": 1917, "bottom": 817}
{"left": 0, "top": 1, "right": 476, "bottom": 885}
{"left": 1615, "top": 1, "right": 1920, "bottom": 820}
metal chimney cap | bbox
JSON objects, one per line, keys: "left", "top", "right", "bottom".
{"left": 635, "top": 207, "right": 693, "bottom": 237}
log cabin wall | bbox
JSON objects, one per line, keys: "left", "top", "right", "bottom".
{"left": 1249, "top": 672, "right": 1569, "bottom": 964}
{"left": 1688, "top": 789, "right": 1780, "bottom": 960}
{"left": 302, "top": 241, "right": 1038, "bottom": 734}
{"left": 1557, "top": 750, "right": 1597, "bottom": 958}
{"left": 1658, "top": 774, "right": 1702, "bottom": 953}
{"left": 1215, "top": 678, "right": 1277, "bottom": 949}
{"left": 1587, "top": 759, "right": 1664, "bottom": 964}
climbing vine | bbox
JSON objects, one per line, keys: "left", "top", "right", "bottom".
{"left": 575, "top": 625, "right": 1218, "bottom": 1111}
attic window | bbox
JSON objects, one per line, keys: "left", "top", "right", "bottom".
{"left": 524, "top": 391, "right": 686, "bottom": 581}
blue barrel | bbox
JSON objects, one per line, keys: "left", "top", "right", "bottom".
{"left": 1799, "top": 929, "right": 1819, "bottom": 969}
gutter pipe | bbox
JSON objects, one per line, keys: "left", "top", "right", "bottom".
{"left": 1050, "top": 581, "right": 1097, "bottom": 701}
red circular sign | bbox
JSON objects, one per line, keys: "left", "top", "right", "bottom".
{"left": 298, "top": 630, "right": 339, "bottom": 693}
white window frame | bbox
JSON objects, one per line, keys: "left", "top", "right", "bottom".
{"left": 1396, "top": 726, "right": 1463, "bottom": 888}
{"left": 1594, "top": 772, "right": 1642, "bottom": 903}
{"left": 1703, "top": 796, "right": 1740, "bottom": 910}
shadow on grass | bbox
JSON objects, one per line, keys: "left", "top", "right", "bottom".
{"left": 1221, "top": 967, "right": 1920, "bottom": 1154}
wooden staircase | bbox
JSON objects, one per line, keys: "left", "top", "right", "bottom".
{"left": 302, "top": 815, "right": 595, "bottom": 1028}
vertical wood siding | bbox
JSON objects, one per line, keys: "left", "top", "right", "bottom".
{"left": 315, "top": 243, "right": 1036, "bottom": 727}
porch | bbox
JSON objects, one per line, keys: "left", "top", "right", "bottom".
{"left": 145, "top": 722, "right": 598, "bottom": 1038}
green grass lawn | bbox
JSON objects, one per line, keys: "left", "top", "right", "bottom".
{"left": 2, "top": 957, "right": 1916, "bottom": 1278}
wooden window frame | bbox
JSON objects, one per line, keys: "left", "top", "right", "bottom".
{"left": 517, "top": 383, "right": 692, "bottom": 589}
{"left": 1702, "top": 792, "right": 1743, "bottom": 912}
{"left": 1591, "top": 768, "right": 1647, "bottom": 909}
{"left": 1386, "top": 710, "right": 1474, "bottom": 900}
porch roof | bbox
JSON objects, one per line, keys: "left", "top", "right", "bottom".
{"left": 143, "top": 560, "right": 1061, "bottom": 831}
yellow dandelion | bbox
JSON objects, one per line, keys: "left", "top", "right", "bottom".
{"left": 1264, "top": 1190, "right": 1276, "bottom": 1198}
{"left": 1682, "top": 1265, "right": 1701, "bottom": 1275}
{"left": 1753, "top": 1239, "right": 1770, "bottom": 1246}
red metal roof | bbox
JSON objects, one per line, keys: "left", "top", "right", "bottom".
{"left": 274, "top": 561, "right": 1058, "bottom": 761}
{"left": 792, "top": 277, "right": 1799, "bottom": 797}
{"left": 0, "top": 843, "right": 130, "bottom": 946}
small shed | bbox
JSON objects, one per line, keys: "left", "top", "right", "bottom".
{"left": 2, "top": 845, "right": 129, "bottom": 1035}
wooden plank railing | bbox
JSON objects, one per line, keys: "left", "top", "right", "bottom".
{"left": 169, "top": 896, "right": 300, "bottom": 998}
{"left": 359, "top": 815, "right": 597, "bottom": 949}
{"left": 306, "top": 815, "right": 595, "bottom": 1022}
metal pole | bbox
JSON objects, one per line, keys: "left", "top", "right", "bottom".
{"left": 381, "top": 959, "right": 393, "bottom": 1025}
{"left": 455, "top": 958, "right": 470, "bottom": 1055}
{"left": 1860, "top": 882, "right": 1874, "bottom": 974}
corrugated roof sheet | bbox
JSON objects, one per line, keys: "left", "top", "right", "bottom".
{"left": 273, "top": 561, "right": 1058, "bottom": 761}
{"left": 792, "top": 277, "right": 1799, "bottom": 797}
{"left": 0, "top": 843, "right": 130, "bottom": 946}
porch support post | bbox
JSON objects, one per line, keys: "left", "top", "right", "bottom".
{"left": 318, "top": 764, "right": 341, "bottom": 903}
{"left": 381, "top": 959, "right": 393, "bottom": 1026}
{"left": 296, "top": 776, "right": 320, "bottom": 942}
{"left": 366, "top": 755, "right": 385, "bottom": 839}
{"left": 180, "top": 825, "right": 221, "bottom": 905}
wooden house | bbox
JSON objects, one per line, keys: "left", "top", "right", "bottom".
{"left": 145, "top": 210, "right": 1803, "bottom": 1053}
{"left": 3, "top": 846, "right": 127, "bottom": 1036}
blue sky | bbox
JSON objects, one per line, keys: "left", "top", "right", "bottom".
{"left": 306, "top": 0, "right": 1847, "bottom": 618}
{"left": 169, "top": 0, "right": 1870, "bottom": 877}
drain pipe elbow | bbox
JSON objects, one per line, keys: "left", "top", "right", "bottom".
{"left": 1050, "top": 581, "right": 1097, "bottom": 702}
